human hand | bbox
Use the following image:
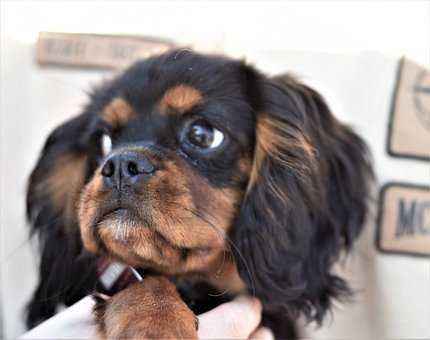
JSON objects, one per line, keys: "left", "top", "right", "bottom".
{"left": 197, "top": 296, "right": 274, "bottom": 339}
{"left": 20, "top": 295, "right": 274, "bottom": 340}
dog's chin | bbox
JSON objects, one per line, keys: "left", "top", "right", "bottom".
{"left": 90, "top": 208, "right": 222, "bottom": 274}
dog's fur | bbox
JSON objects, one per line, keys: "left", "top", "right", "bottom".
{"left": 26, "top": 50, "right": 373, "bottom": 338}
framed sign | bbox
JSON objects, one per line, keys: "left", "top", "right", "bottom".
{"left": 377, "top": 182, "right": 430, "bottom": 257}
{"left": 387, "top": 58, "right": 430, "bottom": 161}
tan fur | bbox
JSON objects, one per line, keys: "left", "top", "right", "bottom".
{"left": 206, "top": 256, "right": 246, "bottom": 294}
{"left": 78, "top": 174, "right": 104, "bottom": 253}
{"left": 78, "top": 151, "right": 243, "bottom": 274}
{"left": 96, "top": 277, "right": 197, "bottom": 339}
{"left": 101, "top": 98, "right": 135, "bottom": 127}
{"left": 247, "top": 114, "right": 316, "bottom": 198}
{"left": 238, "top": 157, "right": 252, "bottom": 174}
{"left": 159, "top": 84, "right": 203, "bottom": 114}
{"left": 44, "top": 153, "right": 87, "bottom": 225}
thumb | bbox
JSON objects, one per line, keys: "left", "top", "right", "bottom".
{"left": 197, "top": 296, "right": 262, "bottom": 339}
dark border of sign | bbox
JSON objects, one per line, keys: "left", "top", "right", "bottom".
{"left": 386, "top": 57, "right": 430, "bottom": 162}
{"left": 376, "top": 181, "right": 430, "bottom": 258}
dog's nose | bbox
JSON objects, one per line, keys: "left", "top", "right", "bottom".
{"left": 101, "top": 152, "right": 155, "bottom": 190}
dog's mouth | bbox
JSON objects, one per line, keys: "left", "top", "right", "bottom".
{"left": 96, "top": 204, "right": 212, "bottom": 253}
{"left": 102, "top": 207, "right": 134, "bottom": 221}
{"left": 96, "top": 203, "right": 143, "bottom": 226}
{"left": 88, "top": 201, "right": 220, "bottom": 272}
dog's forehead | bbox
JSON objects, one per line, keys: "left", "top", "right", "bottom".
{"left": 99, "top": 52, "right": 255, "bottom": 142}
{"left": 116, "top": 51, "right": 244, "bottom": 103}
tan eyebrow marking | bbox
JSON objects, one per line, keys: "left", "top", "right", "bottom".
{"left": 101, "top": 98, "right": 136, "bottom": 127}
{"left": 159, "top": 84, "right": 203, "bottom": 114}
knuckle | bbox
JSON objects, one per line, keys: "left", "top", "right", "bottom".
{"left": 253, "top": 327, "right": 275, "bottom": 340}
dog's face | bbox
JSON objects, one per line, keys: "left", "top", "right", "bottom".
{"left": 27, "top": 50, "right": 373, "bottom": 325}
{"left": 78, "top": 57, "right": 255, "bottom": 274}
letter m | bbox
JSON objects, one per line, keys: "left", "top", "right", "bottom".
{"left": 395, "top": 198, "right": 416, "bottom": 237}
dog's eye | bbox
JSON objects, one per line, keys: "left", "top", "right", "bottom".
{"left": 185, "top": 120, "right": 224, "bottom": 149}
{"left": 101, "top": 134, "right": 112, "bottom": 156}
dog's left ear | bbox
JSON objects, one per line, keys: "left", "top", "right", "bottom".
{"left": 232, "top": 69, "right": 374, "bottom": 323}
{"left": 25, "top": 110, "right": 99, "bottom": 328}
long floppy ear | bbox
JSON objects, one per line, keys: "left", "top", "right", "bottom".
{"left": 26, "top": 111, "right": 99, "bottom": 328}
{"left": 232, "top": 71, "right": 373, "bottom": 324}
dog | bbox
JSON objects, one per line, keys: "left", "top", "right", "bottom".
{"left": 26, "top": 50, "right": 373, "bottom": 338}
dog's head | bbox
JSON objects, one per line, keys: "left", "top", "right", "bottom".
{"left": 27, "top": 50, "right": 373, "bottom": 323}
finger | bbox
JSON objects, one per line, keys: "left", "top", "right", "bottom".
{"left": 198, "top": 296, "right": 262, "bottom": 339}
{"left": 249, "top": 326, "right": 275, "bottom": 340}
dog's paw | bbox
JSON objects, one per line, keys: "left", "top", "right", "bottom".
{"left": 93, "top": 276, "right": 198, "bottom": 339}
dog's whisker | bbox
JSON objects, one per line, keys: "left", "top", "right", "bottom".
{"left": 160, "top": 201, "right": 253, "bottom": 288}
{"left": 177, "top": 204, "right": 256, "bottom": 297}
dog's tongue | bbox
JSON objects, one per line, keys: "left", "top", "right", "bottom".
{"left": 96, "top": 257, "right": 143, "bottom": 295}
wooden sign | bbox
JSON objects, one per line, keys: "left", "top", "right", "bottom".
{"left": 36, "top": 32, "right": 175, "bottom": 69}
{"left": 377, "top": 183, "right": 430, "bottom": 257}
{"left": 387, "top": 58, "right": 430, "bottom": 161}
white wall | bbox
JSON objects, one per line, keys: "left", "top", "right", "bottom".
{"left": 1, "top": 1, "right": 429, "bottom": 338}
{"left": 1, "top": 1, "right": 430, "bottom": 65}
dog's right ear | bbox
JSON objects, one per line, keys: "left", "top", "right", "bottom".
{"left": 25, "top": 110, "right": 99, "bottom": 328}
{"left": 27, "top": 112, "right": 94, "bottom": 229}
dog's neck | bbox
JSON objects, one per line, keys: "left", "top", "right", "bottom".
{"left": 203, "top": 254, "right": 246, "bottom": 294}
{"left": 96, "top": 251, "right": 246, "bottom": 298}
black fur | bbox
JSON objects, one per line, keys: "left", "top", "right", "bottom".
{"left": 26, "top": 50, "right": 373, "bottom": 337}
{"left": 232, "top": 72, "right": 373, "bottom": 324}
{"left": 26, "top": 112, "right": 100, "bottom": 328}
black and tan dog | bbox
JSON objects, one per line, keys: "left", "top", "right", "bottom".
{"left": 26, "top": 50, "right": 373, "bottom": 338}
